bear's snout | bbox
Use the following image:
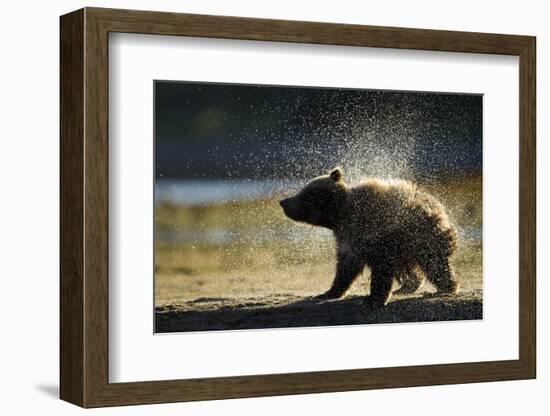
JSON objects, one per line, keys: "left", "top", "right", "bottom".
{"left": 279, "top": 198, "right": 291, "bottom": 215}
{"left": 280, "top": 197, "right": 298, "bottom": 220}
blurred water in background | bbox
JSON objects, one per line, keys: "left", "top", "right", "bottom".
{"left": 155, "top": 178, "right": 302, "bottom": 205}
{"left": 155, "top": 178, "right": 308, "bottom": 246}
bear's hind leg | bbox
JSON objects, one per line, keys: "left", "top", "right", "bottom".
{"left": 367, "top": 266, "right": 395, "bottom": 307}
{"left": 394, "top": 266, "right": 425, "bottom": 295}
{"left": 421, "top": 256, "right": 459, "bottom": 295}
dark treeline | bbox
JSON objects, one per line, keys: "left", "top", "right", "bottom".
{"left": 155, "top": 81, "right": 482, "bottom": 180}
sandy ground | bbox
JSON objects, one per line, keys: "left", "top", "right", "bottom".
{"left": 155, "top": 243, "right": 483, "bottom": 333}
{"left": 156, "top": 291, "right": 482, "bottom": 333}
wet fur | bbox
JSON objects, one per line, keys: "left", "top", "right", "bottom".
{"left": 280, "top": 169, "right": 459, "bottom": 307}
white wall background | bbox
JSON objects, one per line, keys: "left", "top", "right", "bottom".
{"left": 0, "top": 0, "right": 545, "bottom": 414}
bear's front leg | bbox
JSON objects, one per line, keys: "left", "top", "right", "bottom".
{"left": 316, "top": 252, "right": 364, "bottom": 300}
{"left": 366, "top": 265, "right": 395, "bottom": 307}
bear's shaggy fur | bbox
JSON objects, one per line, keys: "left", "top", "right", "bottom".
{"left": 280, "top": 168, "right": 459, "bottom": 307}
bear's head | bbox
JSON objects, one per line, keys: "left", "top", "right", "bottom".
{"left": 280, "top": 167, "right": 348, "bottom": 229}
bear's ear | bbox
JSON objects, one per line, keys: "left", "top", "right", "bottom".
{"left": 329, "top": 167, "right": 343, "bottom": 182}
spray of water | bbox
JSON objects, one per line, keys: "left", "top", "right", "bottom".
{"left": 194, "top": 106, "right": 425, "bottom": 283}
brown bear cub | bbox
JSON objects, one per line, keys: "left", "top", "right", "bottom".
{"left": 280, "top": 168, "right": 459, "bottom": 307}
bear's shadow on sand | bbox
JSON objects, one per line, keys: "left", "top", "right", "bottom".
{"left": 155, "top": 294, "right": 482, "bottom": 333}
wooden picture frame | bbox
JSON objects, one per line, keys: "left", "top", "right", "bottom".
{"left": 60, "top": 7, "right": 536, "bottom": 408}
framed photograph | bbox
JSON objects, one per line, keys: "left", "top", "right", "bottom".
{"left": 60, "top": 7, "right": 536, "bottom": 407}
